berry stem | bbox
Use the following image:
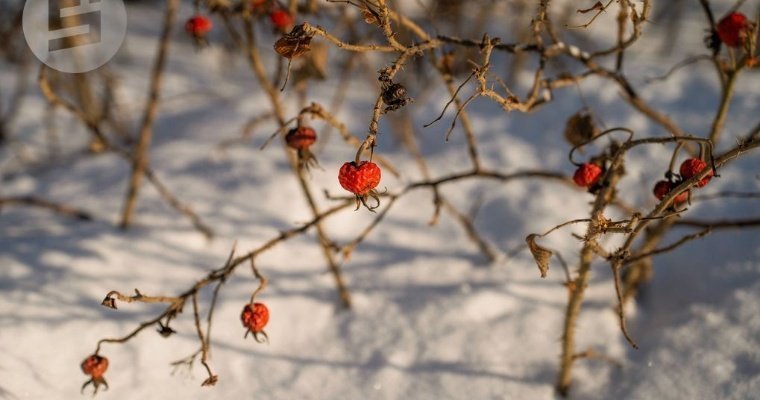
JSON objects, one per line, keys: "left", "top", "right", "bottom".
{"left": 568, "top": 127, "right": 634, "bottom": 166}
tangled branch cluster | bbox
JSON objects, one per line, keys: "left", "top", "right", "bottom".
{"left": 1, "top": 0, "right": 759, "bottom": 396}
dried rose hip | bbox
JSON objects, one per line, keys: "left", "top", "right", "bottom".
{"left": 716, "top": 12, "right": 750, "bottom": 48}
{"left": 270, "top": 9, "right": 294, "bottom": 32}
{"left": 679, "top": 158, "right": 713, "bottom": 188}
{"left": 185, "top": 15, "right": 213, "bottom": 38}
{"left": 242, "top": 302, "right": 270, "bottom": 343}
{"left": 285, "top": 126, "right": 319, "bottom": 170}
{"left": 250, "top": 0, "right": 268, "bottom": 11}
{"left": 653, "top": 180, "right": 688, "bottom": 205}
{"left": 81, "top": 354, "right": 109, "bottom": 394}
{"left": 572, "top": 163, "right": 602, "bottom": 188}
{"left": 286, "top": 126, "right": 317, "bottom": 150}
{"left": 339, "top": 161, "right": 382, "bottom": 211}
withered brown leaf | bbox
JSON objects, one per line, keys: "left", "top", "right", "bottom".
{"left": 274, "top": 24, "right": 314, "bottom": 59}
{"left": 293, "top": 42, "right": 328, "bottom": 85}
{"left": 564, "top": 111, "right": 599, "bottom": 147}
{"left": 526, "top": 234, "right": 553, "bottom": 278}
{"left": 362, "top": 8, "right": 380, "bottom": 25}
{"left": 577, "top": 1, "right": 604, "bottom": 14}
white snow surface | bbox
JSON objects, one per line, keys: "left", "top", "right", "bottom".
{"left": 1, "top": 2, "right": 759, "bottom": 400}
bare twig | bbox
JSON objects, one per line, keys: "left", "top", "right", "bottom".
{"left": 0, "top": 196, "right": 93, "bottom": 221}
{"left": 119, "top": 0, "right": 179, "bottom": 228}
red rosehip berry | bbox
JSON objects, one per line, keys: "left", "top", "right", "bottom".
{"left": 679, "top": 158, "right": 713, "bottom": 187}
{"left": 339, "top": 161, "right": 381, "bottom": 196}
{"left": 270, "top": 10, "right": 294, "bottom": 32}
{"left": 80, "top": 354, "right": 109, "bottom": 394}
{"left": 653, "top": 180, "right": 688, "bottom": 204}
{"left": 285, "top": 126, "right": 319, "bottom": 169}
{"left": 185, "top": 15, "right": 213, "bottom": 38}
{"left": 241, "top": 303, "right": 269, "bottom": 333}
{"left": 251, "top": 0, "right": 268, "bottom": 10}
{"left": 286, "top": 126, "right": 317, "bottom": 151}
{"left": 339, "top": 161, "right": 382, "bottom": 211}
{"left": 716, "top": 12, "right": 749, "bottom": 48}
{"left": 81, "top": 355, "right": 109, "bottom": 379}
{"left": 572, "top": 163, "right": 602, "bottom": 188}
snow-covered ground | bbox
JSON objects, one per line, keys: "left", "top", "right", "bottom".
{"left": 1, "top": 2, "right": 758, "bottom": 399}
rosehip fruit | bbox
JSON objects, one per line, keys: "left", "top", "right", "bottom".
{"left": 81, "top": 354, "right": 109, "bottom": 394}
{"left": 286, "top": 126, "right": 317, "bottom": 151}
{"left": 572, "top": 163, "right": 602, "bottom": 188}
{"left": 241, "top": 302, "right": 269, "bottom": 333}
{"left": 185, "top": 15, "right": 213, "bottom": 38}
{"left": 339, "top": 161, "right": 383, "bottom": 211}
{"left": 339, "top": 161, "right": 381, "bottom": 196}
{"left": 679, "top": 158, "right": 713, "bottom": 187}
{"left": 716, "top": 12, "right": 749, "bottom": 48}
{"left": 251, "top": 0, "right": 268, "bottom": 11}
{"left": 270, "top": 10, "right": 294, "bottom": 32}
{"left": 81, "top": 355, "right": 109, "bottom": 379}
{"left": 653, "top": 180, "right": 688, "bottom": 205}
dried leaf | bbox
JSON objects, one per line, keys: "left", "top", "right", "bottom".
{"left": 577, "top": 1, "right": 604, "bottom": 14}
{"left": 438, "top": 51, "right": 455, "bottom": 75}
{"left": 101, "top": 296, "right": 117, "bottom": 309}
{"left": 201, "top": 375, "right": 218, "bottom": 387}
{"left": 564, "top": 111, "right": 599, "bottom": 147}
{"left": 362, "top": 8, "right": 380, "bottom": 25}
{"left": 292, "top": 42, "right": 328, "bottom": 85}
{"left": 526, "top": 234, "right": 553, "bottom": 278}
{"left": 274, "top": 24, "right": 313, "bottom": 59}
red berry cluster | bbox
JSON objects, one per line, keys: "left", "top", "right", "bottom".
{"left": 241, "top": 302, "right": 270, "bottom": 343}
{"left": 679, "top": 158, "right": 713, "bottom": 187}
{"left": 651, "top": 157, "right": 715, "bottom": 207}
{"left": 81, "top": 354, "right": 109, "bottom": 394}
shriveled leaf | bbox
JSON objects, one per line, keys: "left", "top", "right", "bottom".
{"left": 438, "top": 51, "right": 455, "bottom": 75}
{"left": 577, "top": 1, "right": 604, "bottom": 14}
{"left": 362, "top": 8, "right": 380, "bottom": 25}
{"left": 274, "top": 24, "right": 313, "bottom": 59}
{"left": 292, "top": 43, "right": 328, "bottom": 85}
{"left": 564, "top": 111, "right": 599, "bottom": 147}
{"left": 274, "top": 36, "right": 312, "bottom": 59}
{"left": 101, "top": 296, "right": 117, "bottom": 309}
{"left": 526, "top": 234, "right": 553, "bottom": 278}
{"left": 201, "top": 375, "right": 218, "bottom": 387}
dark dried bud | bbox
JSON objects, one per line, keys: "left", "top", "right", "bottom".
{"left": 381, "top": 82, "right": 412, "bottom": 112}
{"left": 382, "top": 83, "right": 407, "bottom": 104}
{"left": 201, "top": 375, "right": 219, "bottom": 387}
{"left": 704, "top": 29, "right": 721, "bottom": 56}
{"left": 101, "top": 296, "right": 117, "bottom": 309}
{"left": 157, "top": 323, "right": 177, "bottom": 338}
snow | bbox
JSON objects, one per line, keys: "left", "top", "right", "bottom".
{"left": 1, "top": 1, "right": 759, "bottom": 399}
